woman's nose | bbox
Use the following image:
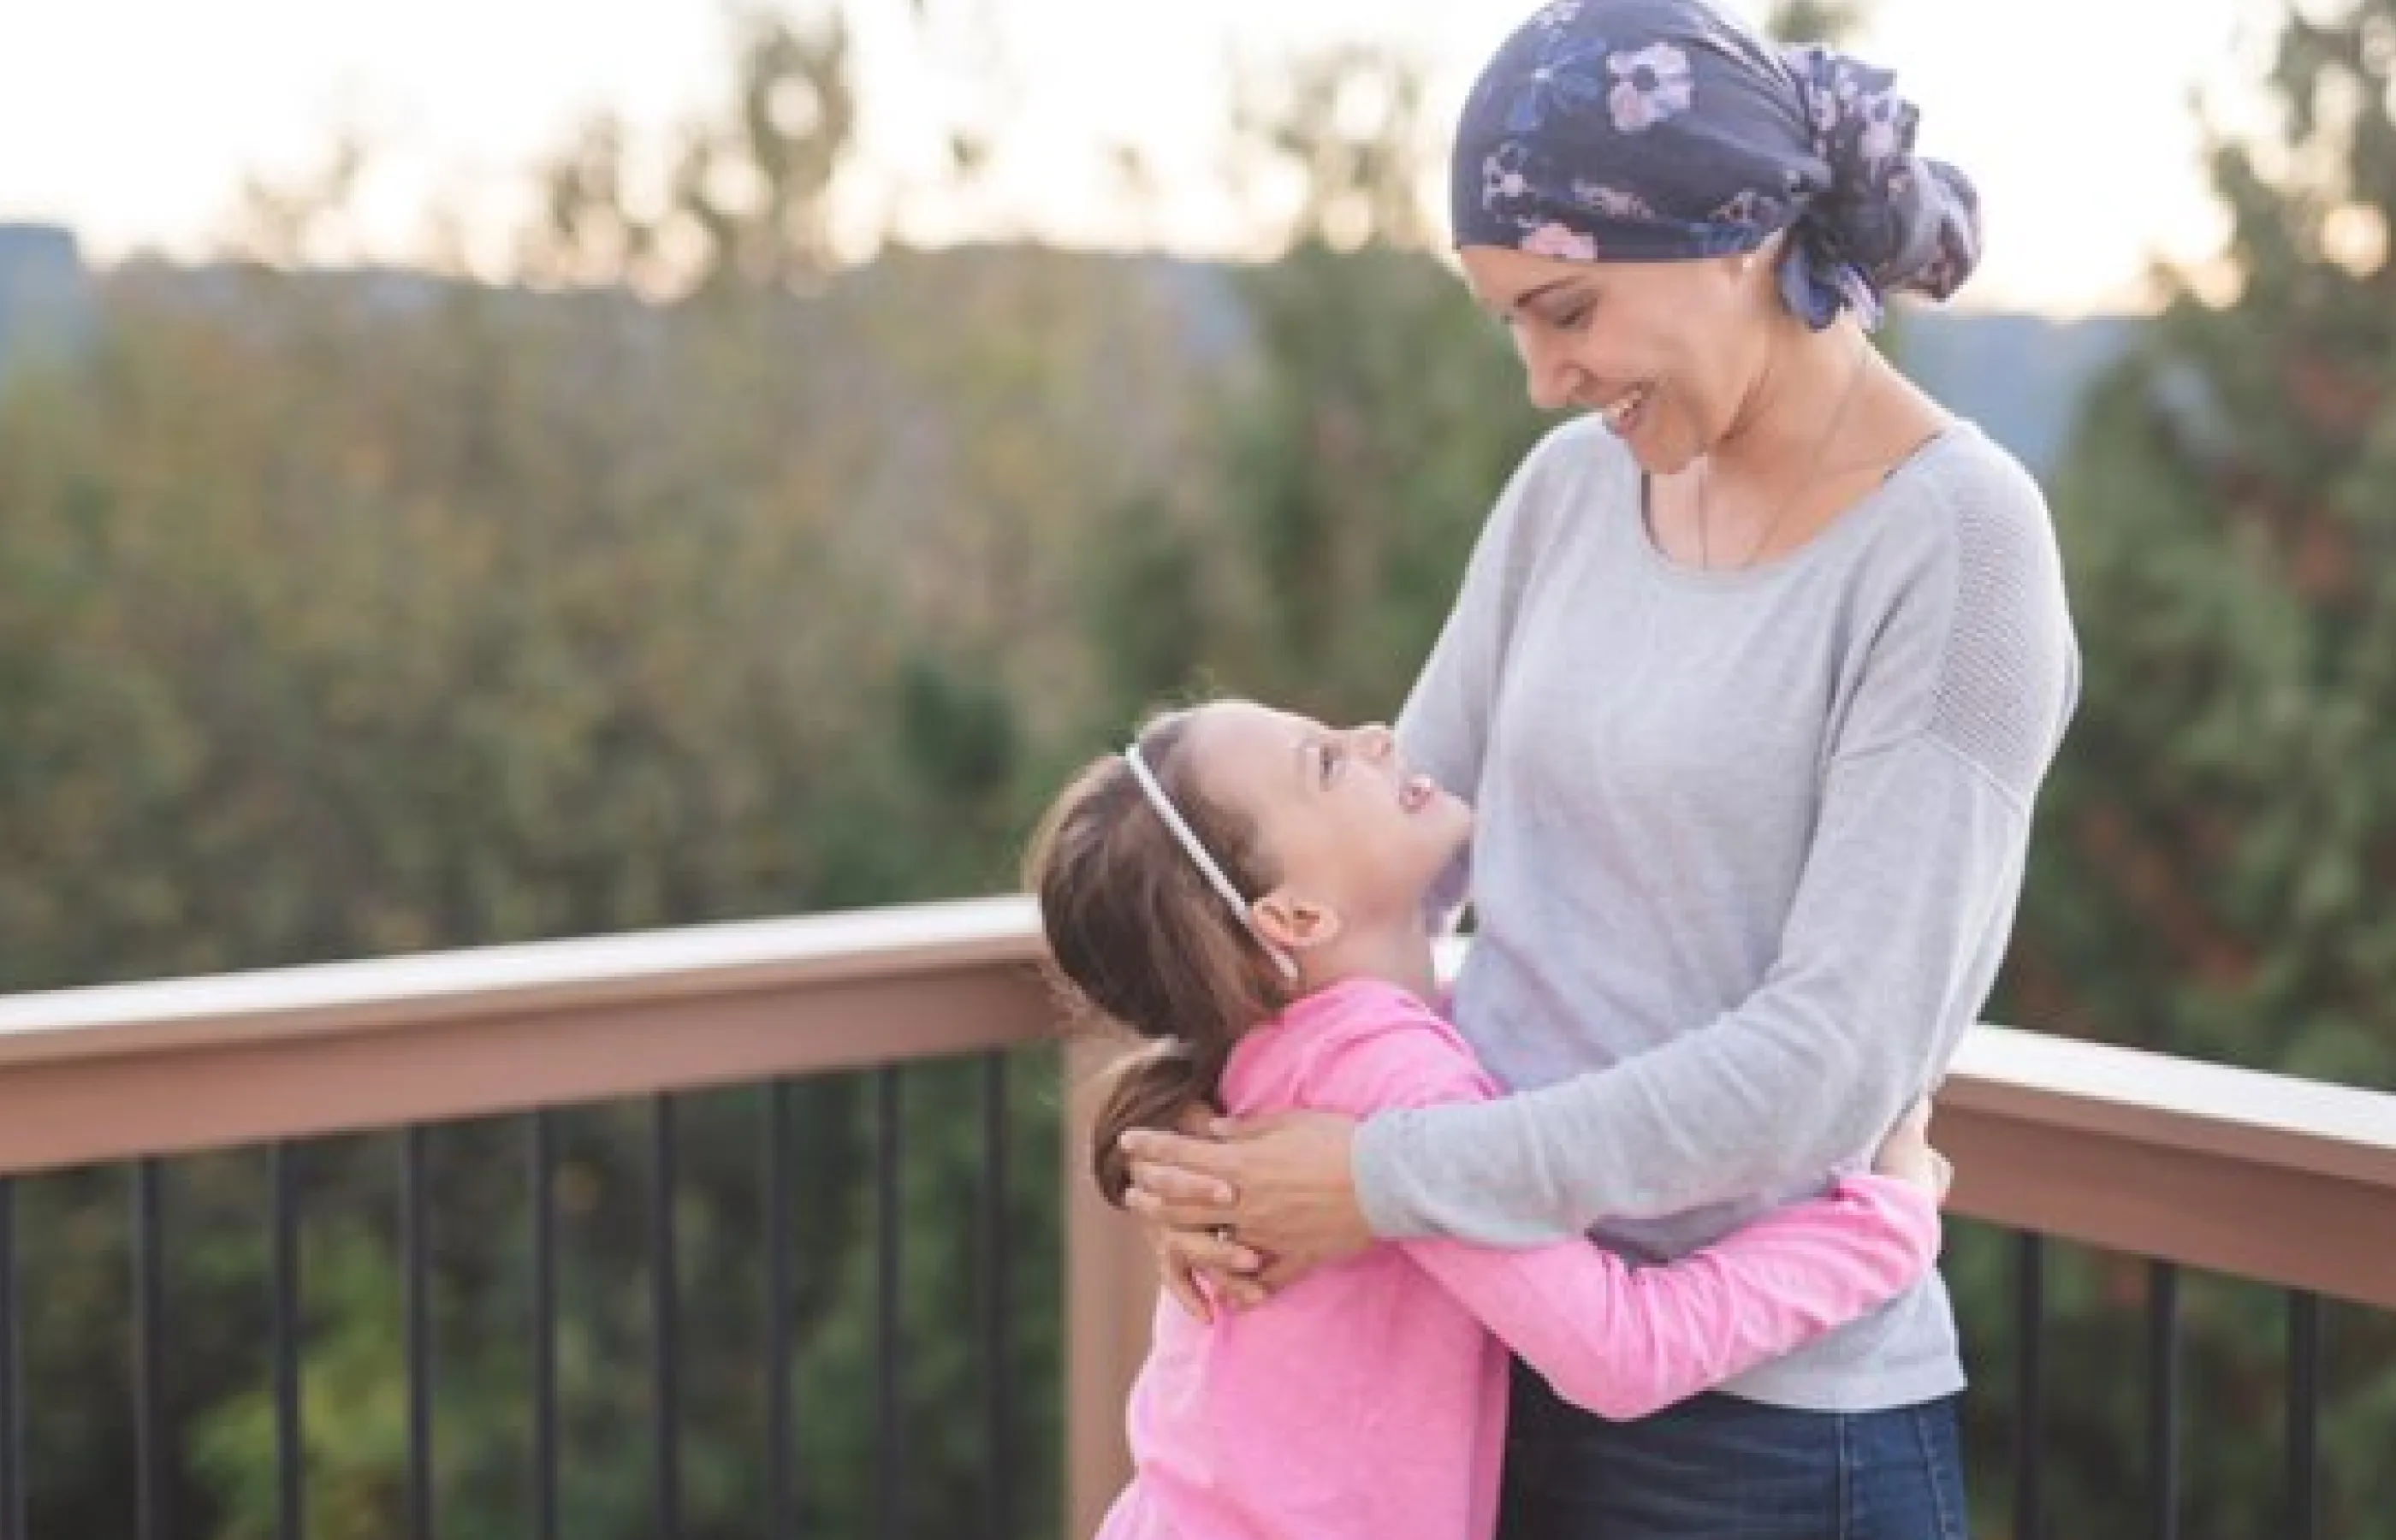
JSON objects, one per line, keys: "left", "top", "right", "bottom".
{"left": 1515, "top": 329, "right": 1584, "bottom": 412}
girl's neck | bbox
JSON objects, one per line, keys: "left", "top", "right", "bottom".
{"left": 1294, "top": 920, "right": 1438, "bottom": 1006}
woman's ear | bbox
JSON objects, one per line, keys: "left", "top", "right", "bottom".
{"left": 1741, "top": 230, "right": 1788, "bottom": 292}
{"left": 1251, "top": 889, "right": 1344, "bottom": 956}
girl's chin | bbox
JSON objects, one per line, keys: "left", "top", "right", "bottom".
{"left": 1424, "top": 807, "right": 1474, "bottom": 865}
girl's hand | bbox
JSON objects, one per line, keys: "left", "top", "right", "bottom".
{"left": 1872, "top": 1097, "right": 1954, "bottom": 1202}
{"left": 1125, "top": 1105, "right": 1267, "bottom": 1321}
{"left": 1119, "top": 1110, "right": 1373, "bottom": 1294}
{"left": 1136, "top": 1210, "right": 1269, "bottom": 1323}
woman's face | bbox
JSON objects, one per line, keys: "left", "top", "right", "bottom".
{"left": 1459, "top": 241, "right": 1778, "bottom": 475}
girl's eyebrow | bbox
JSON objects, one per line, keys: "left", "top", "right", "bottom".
{"left": 1292, "top": 734, "right": 1326, "bottom": 785}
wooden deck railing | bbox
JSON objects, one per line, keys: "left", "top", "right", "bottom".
{"left": 0, "top": 897, "right": 2390, "bottom": 1537}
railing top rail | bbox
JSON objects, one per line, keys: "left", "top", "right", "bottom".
{"left": 1948, "top": 1024, "right": 2396, "bottom": 1189}
{"left": 0, "top": 894, "right": 1045, "bottom": 1070}
{"left": 2, "top": 899, "right": 2391, "bottom": 1304}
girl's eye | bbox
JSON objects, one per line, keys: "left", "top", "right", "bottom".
{"left": 1556, "top": 303, "right": 1592, "bottom": 331}
{"left": 1318, "top": 744, "right": 1342, "bottom": 785}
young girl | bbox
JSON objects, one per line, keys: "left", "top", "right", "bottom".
{"left": 1026, "top": 698, "right": 1948, "bottom": 1540}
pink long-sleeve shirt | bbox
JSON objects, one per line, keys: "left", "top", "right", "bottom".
{"left": 1092, "top": 977, "right": 1941, "bottom": 1540}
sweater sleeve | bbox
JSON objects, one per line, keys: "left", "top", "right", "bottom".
{"left": 1395, "top": 424, "right": 1587, "bottom": 920}
{"left": 1298, "top": 987, "right": 1940, "bottom": 1419}
{"left": 1355, "top": 466, "right": 2080, "bottom": 1242}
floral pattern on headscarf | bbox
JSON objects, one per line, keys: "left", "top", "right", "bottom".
{"left": 1450, "top": 0, "right": 1983, "bottom": 329}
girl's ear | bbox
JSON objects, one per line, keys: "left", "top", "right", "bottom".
{"left": 1250, "top": 888, "right": 1344, "bottom": 956}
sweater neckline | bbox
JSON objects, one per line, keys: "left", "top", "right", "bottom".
{"left": 1629, "top": 420, "right": 1973, "bottom": 591}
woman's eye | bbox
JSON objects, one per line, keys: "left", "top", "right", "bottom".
{"left": 1319, "top": 745, "right": 1341, "bottom": 785}
{"left": 1557, "top": 304, "right": 1591, "bottom": 331}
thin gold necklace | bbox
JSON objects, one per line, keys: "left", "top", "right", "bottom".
{"left": 1698, "top": 332, "right": 1876, "bottom": 572}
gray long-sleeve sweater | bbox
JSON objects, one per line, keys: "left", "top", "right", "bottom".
{"left": 1367, "top": 412, "right": 2080, "bottom": 1412}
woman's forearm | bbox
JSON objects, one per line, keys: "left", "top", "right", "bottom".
{"left": 1357, "top": 734, "right": 2030, "bottom": 1243}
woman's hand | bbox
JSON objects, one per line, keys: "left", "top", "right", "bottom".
{"left": 1872, "top": 1096, "right": 1953, "bottom": 1202}
{"left": 1119, "top": 1110, "right": 1373, "bottom": 1294}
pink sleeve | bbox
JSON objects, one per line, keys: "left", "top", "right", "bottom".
{"left": 1400, "top": 1178, "right": 1938, "bottom": 1419}
{"left": 1301, "top": 987, "right": 1941, "bottom": 1420}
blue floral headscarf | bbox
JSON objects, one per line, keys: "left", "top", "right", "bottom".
{"left": 1452, "top": 0, "right": 1982, "bottom": 329}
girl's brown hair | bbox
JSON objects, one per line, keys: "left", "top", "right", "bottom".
{"left": 1022, "top": 709, "right": 1296, "bottom": 1205}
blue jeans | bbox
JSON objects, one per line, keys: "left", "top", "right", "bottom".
{"left": 1497, "top": 1358, "right": 1970, "bottom": 1540}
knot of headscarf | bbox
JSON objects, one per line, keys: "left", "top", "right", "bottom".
{"left": 1450, "top": 0, "right": 1983, "bottom": 329}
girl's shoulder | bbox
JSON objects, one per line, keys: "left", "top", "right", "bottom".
{"left": 1246, "top": 979, "right": 1497, "bottom": 1118}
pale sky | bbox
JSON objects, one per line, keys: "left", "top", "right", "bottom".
{"left": 0, "top": 0, "right": 2278, "bottom": 315}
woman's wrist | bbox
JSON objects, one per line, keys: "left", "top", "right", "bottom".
{"left": 1347, "top": 1108, "right": 1411, "bottom": 1241}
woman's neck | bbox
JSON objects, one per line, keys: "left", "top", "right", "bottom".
{"left": 1709, "top": 315, "right": 1877, "bottom": 489}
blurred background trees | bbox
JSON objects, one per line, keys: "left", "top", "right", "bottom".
{"left": 1, "top": 0, "right": 2390, "bottom": 1533}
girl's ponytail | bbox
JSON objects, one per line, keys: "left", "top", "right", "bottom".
{"left": 1022, "top": 710, "right": 1291, "bottom": 1207}
{"left": 1088, "top": 1037, "right": 1235, "bottom": 1205}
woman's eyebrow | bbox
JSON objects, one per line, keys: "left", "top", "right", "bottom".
{"left": 1506, "top": 277, "right": 1580, "bottom": 316}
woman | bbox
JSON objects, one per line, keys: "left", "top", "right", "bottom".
{"left": 1115, "top": 0, "right": 2080, "bottom": 1535}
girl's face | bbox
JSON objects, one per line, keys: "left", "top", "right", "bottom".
{"left": 1183, "top": 702, "right": 1472, "bottom": 941}
{"left": 1458, "top": 240, "right": 1781, "bottom": 476}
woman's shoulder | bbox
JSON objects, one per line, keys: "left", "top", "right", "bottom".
{"left": 1846, "top": 418, "right": 2083, "bottom": 773}
{"left": 1841, "top": 418, "right": 2069, "bottom": 619}
{"left": 1885, "top": 418, "right": 2059, "bottom": 559}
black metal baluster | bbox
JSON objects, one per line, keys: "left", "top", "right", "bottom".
{"left": 876, "top": 1068, "right": 903, "bottom": 1540}
{"left": 2146, "top": 1261, "right": 2180, "bottom": 1540}
{"left": 531, "top": 1112, "right": 558, "bottom": 1540}
{"left": 402, "top": 1128, "right": 433, "bottom": 1540}
{"left": 766, "top": 1082, "right": 795, "bottom": 1540}
{"left": 2013, "top": 1233, "right": 2044, "bottom": 1540}
{"left": 2286, "top": 1290, "right": 2322, "bottom": 1540}
{"left": 271, "top": 1144, "right": 304, "bottom": 1540}
{"left": 651, "top": 1097, "right": 681, "bottom": 1540}
{"left": 0, "top": 1179, "right": 22, "bottom": 1540}
{"left": 979, "top": 1054, "right": 1012, "bottom": 1540}
{"left": 133, "top": 1158, "right": 166, "bottom": 1540}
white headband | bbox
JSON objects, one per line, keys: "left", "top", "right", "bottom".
{"left": 1123, "top": 741, "right": 1300, "bottom": 981}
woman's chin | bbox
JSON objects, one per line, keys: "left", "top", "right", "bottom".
{"left": 1625, "top": 432, "right": 1700, "bottom": 478}
{"left": 1604, "top": 405, "right": 1703, "bottom": 477}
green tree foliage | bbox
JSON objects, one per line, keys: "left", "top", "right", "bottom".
{"left": 0, "top": 12, "right": 1207, "bottom": 1535}
{"left": 1075, "top": 46, "right": 1548, "bottom": 733}
{"left": 1974, "top": 4, "right": 2396, "bottom": 1535}
{"left": 1764, "top": 0, "right": 1873, "bottom": 48}
{"left": 2016, "top": 4, "right": 2396, "bottom": 1089}
{"left": 7, "top": 2, "right": 2394, "bottom": 1535}
{"left": 0, "top": 265, "right": 1080, "bottom": 1537}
